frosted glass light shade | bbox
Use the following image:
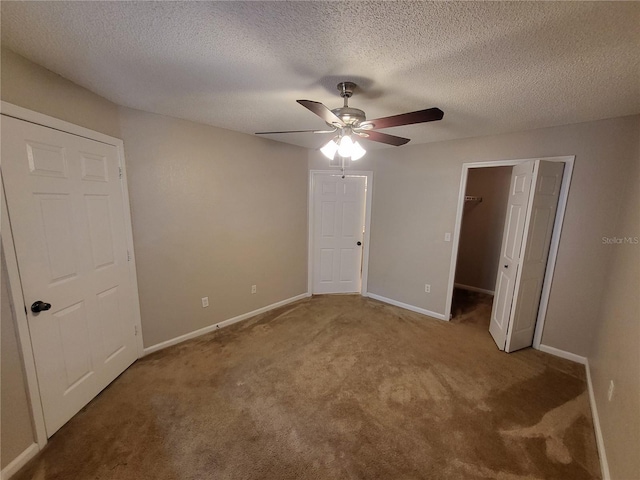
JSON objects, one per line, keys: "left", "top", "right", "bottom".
{"left": 320, "top": 139, "right": 339, "bottom": 159}
{"left": 337, "top": 135, "right": 354, "bottom": 157}
{"left": 350, "top": 141, "right": 366, "bottom": 160}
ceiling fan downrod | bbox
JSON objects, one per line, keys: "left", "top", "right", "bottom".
{"left": 338, "top": 81, "right": 356, "bottom": 108}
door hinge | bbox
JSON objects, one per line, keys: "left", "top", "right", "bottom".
{"left": 134, "top": 325, "right": 139, "bottom": 336}
{"left": 127, "top": 250, "right": 131, "bottom": 262}
{"left": 119, "top": 167, "right": 123, "bottom": 179}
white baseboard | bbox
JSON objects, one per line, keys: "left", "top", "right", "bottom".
{"left": 364, "top": 293, "right": 446, "bottom": 320}
{"left": 585, "top": 360, "right": 611, "bottom": 480}
{"left": 1, "top": 443, "right": 39, "bottom": 480}
{"left": 143, "top": 293, "right": 311, "bottom": 355}
{"left": 538, "top": 346, "right": 609, "bottom": 479}
{"left": 454, "top": 283, "right": 495, "bottom": 296}
{"left": 537, "top": 344, "right": 587, "bottom": 365}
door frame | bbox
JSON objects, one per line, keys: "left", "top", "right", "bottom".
{"left": 444, "top": 156, "right": 574, "bottom": 349}
{"left": 308, "top": 170, "right": 373, "bottom": 295}
{"left": 0, "top": 102, "right": 144, "bottom": 452}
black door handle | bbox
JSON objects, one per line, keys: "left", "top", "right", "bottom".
{"left": 357, "top": 241, "right": 362, "bottom": 246}
{"left": 31, "top": 301, "right": 52, "bottom": 313}
{"left": 504, "top": 265, "right": 509, "bottom": 268}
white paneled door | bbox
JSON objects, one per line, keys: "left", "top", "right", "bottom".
{"left": 489, "top": 160, "right": 564, "bottom": 352}
{"left": 2, "top": 116, "right": 138, "bottom": 436}
{"left": 490, "top": 162, "right": 534, "bottom": 350}
{"left": 313, "top": 175, "right": 366, "bottom": 294}
{"left": 505, "top": 161, "right": 564, "bottom": 352}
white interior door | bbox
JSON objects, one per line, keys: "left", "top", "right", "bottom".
{"left": 489, "top": 161, "right": 534, "bottom": 349}
{"left": 505, "top": 161, "right": 564, "bottom": 352}
{"left": 313, "top": 175, "right": 366, "bottom": 294}
{"left": 2, "top": 116, "right": 138, "bottom": 436}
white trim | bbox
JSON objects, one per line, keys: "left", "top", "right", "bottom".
{"left": 444, "top": 156, "right": 575, "bottom": 348}
{"left": 360, "top": 173, "right": 373, "bottom": 295}
{"left": 0, "top": 102, "right": 121, "bottom": 145}
{"left": 143, "top": 292, "right": 311, "bottom": 355}
{"left": 585, "top": 361, "right": 611, "bottom": 480}
{"left": 444, "top": 164, "right": 470, "bottom": 322}
{"left": 116, "top": 145, "right": 145, "bottom": 357}
{"left": 537, "top": 344, "right": 587, "bottom": 365}
{"left": 307, "top": 170, "right": 373, "bottom": 295}
{"left": 364, "top": 293, "right": 446, "bottom": 320}
{"left": 0, "top": 442, "right": 39, "bottom": 480}
{"left": 454, "top": 283, "right": 495, "bottom": 296}
{"left": 0, "top": 175, "right": 48, "bottom": 450}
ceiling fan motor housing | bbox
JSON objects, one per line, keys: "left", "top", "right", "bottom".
{"left": 330, "top": 106, "right": 366, "bottom": 126}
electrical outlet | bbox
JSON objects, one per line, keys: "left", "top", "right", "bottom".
{"left": 425, "top": 284, "right": 431, "bottom": 293}
{"left": 607, "top": 380, "right": 615, "bottom": 401}
{"left": 444, "top": 232, "right": 451, "bottom": 242}
{"left": 201, "top": 296, "right": 209, "bottom": 308}
{"left": 251, "top": 285, "right": 257, "bottom": 294}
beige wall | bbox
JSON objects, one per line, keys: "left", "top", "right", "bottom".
{"left": 1, "top": 248, "right": 35, "bottom": 468}
{"left": 455, "top": 166, "right": 512, "bottom": 292}
{"left": 588, "top": 131, "right": 639, "bottom": 480}
{"left": 119, "top": 107, "right": 308, "bottom": 347}
{"left": 346, "top": 115, "right": 640, "bottom": 357}
{"left": 1, "top": 48, "right": 121, "bottom": 138}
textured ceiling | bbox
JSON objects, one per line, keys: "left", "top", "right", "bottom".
{"left": 2, "top": 1, "right": 639, "bottom": 150}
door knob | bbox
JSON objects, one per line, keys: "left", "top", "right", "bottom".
{"left": 31, "top": 301, "right": 52, "bottom": 313}
{"left": 357, "top": 241, "right": 362, "bottom": 246}
{"left": 504, "top": 265, "right": 509, "bottom": 268}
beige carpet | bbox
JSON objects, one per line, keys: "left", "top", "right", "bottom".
{"left": 16, "top": 294, "right": 600, "bottom": 479}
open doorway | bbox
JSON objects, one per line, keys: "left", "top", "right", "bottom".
{"left": 451, "top": 166, "right": 512, "bottom": 328}
{"left": 445, "top": 157, "right": 574, "bottom": 353}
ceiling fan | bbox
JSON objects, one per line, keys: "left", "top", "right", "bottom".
{"left": 256, "top": 82, "right": 444, "bottom": 161}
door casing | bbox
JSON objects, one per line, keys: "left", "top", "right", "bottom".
{"left": 445, "top": 156, "right": 575, "bottom": 350}
{"left": 0, "top": 101, "right": 144, "bottom": 452}
{"left": 308, "top": 170, "right": 373, "bottom": 295}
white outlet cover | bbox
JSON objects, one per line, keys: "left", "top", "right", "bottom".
{"left": 201, "top": 296, "right": 209, "bottom": 308}
{"left": 444, "top": 232, "right": 451, "bottom": 242}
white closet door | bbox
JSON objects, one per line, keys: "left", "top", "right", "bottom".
{"left": 2, "top": 116, "right": 138, "bottom": 436}
{"left": 505, "top": 160, "right": 564, "bottom": 352}
{"left": 489, "top": 161, "right": 534, "bottom": 350}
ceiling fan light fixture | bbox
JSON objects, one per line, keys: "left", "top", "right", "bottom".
{"left": 321, "top": 135, "right": 367, "bottom": 161}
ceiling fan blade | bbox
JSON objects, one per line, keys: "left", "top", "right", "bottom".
{"left": 255, "top": 128, "right": 336, "bottom": 135}
{"left": 364, "top": 107, "right": 444, "bottom": 130}
{"left": 357, "top": 130, "right": 410, "bottom": 146}
{"left": 297, "top": 100, "right": 345, "bottom": 127}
